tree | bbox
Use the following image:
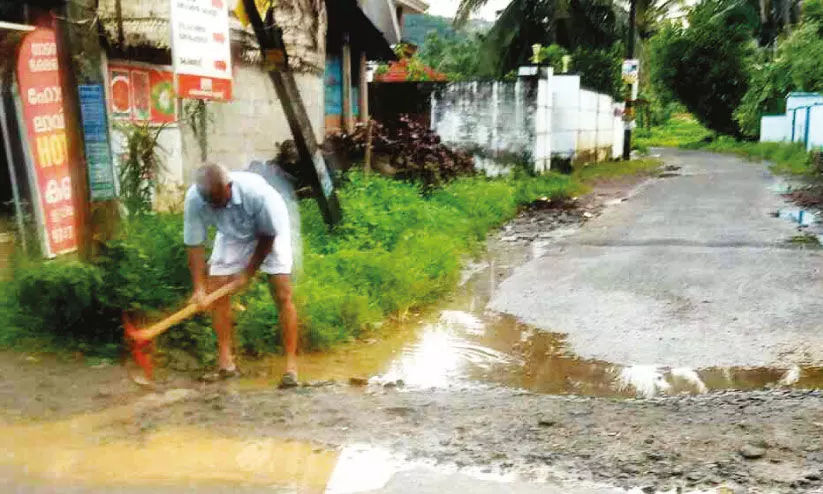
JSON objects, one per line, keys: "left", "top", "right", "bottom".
{"left": 634, "top": 0, "right": 685, "bottom": 39}
{"left": 463, "top": 0, "right": 626, "bottom": 78}
{"left": 648, "top": 0, "right": 758, "bottom": 135}
{"left": 417, "top": 31, "right": 486, "bottom": 80}
{"left": 734, "top": 13, "right": 823, "bottom": 136}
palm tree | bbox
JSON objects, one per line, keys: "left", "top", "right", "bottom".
{"left": 455, "top": 0, "right": 626, "bottom": 77}
{"left": 634, "top": 0, "right": 685, "bottom": 39}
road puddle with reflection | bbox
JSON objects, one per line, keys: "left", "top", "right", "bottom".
{"left": 245, "top": 237, "right": 823, "bottom": 398}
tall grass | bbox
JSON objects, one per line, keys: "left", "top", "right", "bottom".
{"left": 1, "top": 163, "right": 656, "bottom": 363}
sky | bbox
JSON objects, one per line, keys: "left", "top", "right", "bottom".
{"left": 426, "top": 0, "right": 512, "bottom": 21}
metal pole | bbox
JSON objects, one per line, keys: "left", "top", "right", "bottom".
{"left": 0, "top": 96, "right": 28, "bottom": 253}
{"left": 622, "top": 0, "right": 637, "bottom": 161}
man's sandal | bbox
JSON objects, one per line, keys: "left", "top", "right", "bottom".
{"left": 199, "top": 367, "right": 241, "bottom": 383}
{"left": 278, "top": 371, "right": 299, "bottom": 389}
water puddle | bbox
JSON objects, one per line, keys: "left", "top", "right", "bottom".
{"left": 245, "top": 237, "right": 823, "bottom": 399}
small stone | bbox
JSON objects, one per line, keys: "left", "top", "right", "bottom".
{"left": 645, "top": 437, "right": 655, "bottom": 444}
{"left": 646, "top": 451, "right": 665, "bottom": 461}
{"left": 805, "top": 472, "right": 822, "bottom": 481}
{"left": 642, "top": 486, "right": 655, "bottom": 494}
{"left": 538, "top": 418, "right": 557, "bottom": 427}
{"left": 349, "top": 377, "right": 369, "bottom": 386}
{"left": 686, "top": 472, "right": 703, "bottom": 482}
{"left": 739, "top": 444, "right": 767, "bottom": 460}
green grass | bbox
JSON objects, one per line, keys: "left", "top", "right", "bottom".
{"left": 634, "top": 114, "right": 713, "bottom": 151}
{"left": 0, "top": 162, "right": 658, "bottom": 363}
{"left": 635, "top": 114, "right": 814, "bottom": 176}
{"left": 692, "top": 137, "right": 812, "bottom": 176}
{"left": 574, "top": 158, "right": 663, "bottom": 182}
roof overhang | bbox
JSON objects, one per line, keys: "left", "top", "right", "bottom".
{"left": 395, "top": 0, "right": 429, "bottom": 14}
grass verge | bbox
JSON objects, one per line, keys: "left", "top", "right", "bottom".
{"left": 636, "top": 114, "right": 814, "bottom": 176}
{"left": 1, "top": 161, "right": 659, "bottom": 365}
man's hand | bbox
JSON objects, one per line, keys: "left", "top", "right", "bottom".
{"left": 237, "top": 271, "right": 252, "bottom": 288}
{"left": 189, "top": 287, "right": 208, "bottom": 310}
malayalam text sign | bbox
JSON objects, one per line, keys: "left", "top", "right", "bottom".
{"left": 16, "top": 28, "right": 78, "bottom": 257}
{"left": 171, "top": 0, "right": 233, "bottom": 101}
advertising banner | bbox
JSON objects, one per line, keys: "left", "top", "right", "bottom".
{"left": 108, "top": 63, "right": 177, "bottom": 124}
{"left": 171, "top": 0, "right": 233, "bottom": 101}
{"left": 16, "top": 28, "right": 78, "bottom": 257}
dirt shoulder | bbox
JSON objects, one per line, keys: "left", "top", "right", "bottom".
{"left": 132, "top": 383, "right": 823, "bottom": 493}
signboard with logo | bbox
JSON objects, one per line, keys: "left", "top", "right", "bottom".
{"left": 16, "top": 28, "right": 78, "bottom": 257}
{"left": 170, "top": 0, "right": 233, "bottom": 101}
{"left": 108, "top": 62, "right": 177, "bottom": 124}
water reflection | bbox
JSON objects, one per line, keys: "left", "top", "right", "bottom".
{"left": 251, "top": 238, "right": 823, "bottom": 399}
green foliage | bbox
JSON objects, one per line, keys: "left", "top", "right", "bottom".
{"left": 13, "top": 260, "right": 115, "bottom": 346}
{"left": 573, "top": 158, "right": 663, "bottom": 181}
{"left": 734, "top": 21, "right": 823, "bottom": 137}
{"left": 692, "top": 137, "right": 812, "bottom": 175}
{"left": 635, "top": 116, "right": 812, "bottom": 176}
{"left": 479, "top": 0, "right": 626, "bottom": 79}
{"left": 116, "top": 123, "right": 166, "bottom": 217}
{"left": 417, "top": 31, "right": 486, "bottom": 80}
{"left": 570, "top": 43, "right": 624, "bottom": 99}
{"left": 634, "top": 114, "right": 714, "bottom": 149}
{"left": 648, "top": 0, "right": 758, "bottom": 135}
{"left": 5, "top": 165, "right": 658, "bottom": 363}
{"left": 534, "top": 44, "right": 569, "bottom": 73}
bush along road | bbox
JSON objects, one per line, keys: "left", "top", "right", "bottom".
{"left": 2, "top": 152, "right": 823, "bottom": 493}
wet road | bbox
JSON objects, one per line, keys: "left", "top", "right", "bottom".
{"left": 491, "top": 149, "right": 823, "bottom": 369}
{"left": 4, "top": 151, "right": 823, "bottom": 494}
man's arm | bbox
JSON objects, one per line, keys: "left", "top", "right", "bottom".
{"left": 245, "top": 235, "right": 274, "bottom": 280}
{"left": 184, "top": 186, "right": 209, "bottom": 306}
{"left": 188, "top": 246, "right": 208, "bottom": 295}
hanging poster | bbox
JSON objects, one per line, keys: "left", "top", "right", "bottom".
{"left": 171, "top": 0, "right": 233, "bottom": 101}
{"left": 108, "top": 63, "right": 177, "bottom": 124}
{"left": 16, "top": 28, "right": 78, "bottom": 257}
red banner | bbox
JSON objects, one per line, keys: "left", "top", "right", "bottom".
{"left": 108, "top": 62, "right": 177, "bottom": 124}
{"left": 177, "top": 74, "right": 233, "bottom": 101}
{"left": 16, "top": 29, "right": 77, "bottom": 257}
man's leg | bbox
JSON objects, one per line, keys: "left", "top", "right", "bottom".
{"left": 209, "top": 275, "right": 236, "bottom": 371}
{"left": 269, "top": 274, "right": 298, "bottom": 375}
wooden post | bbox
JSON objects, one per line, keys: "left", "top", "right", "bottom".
{"left": 359, "top": 52, "right": 369, "bottom": 123}
{"left": 57, "top": 0, "right": 120, "bottom": 256}
{"left": 342, "top": 35, "right": 353, "bottom": 133}
{"left": 364, "top": 120, "right": 373, "bottom": 174}
{"left": 241, "top": 0, "right": 341, "bottom": 226}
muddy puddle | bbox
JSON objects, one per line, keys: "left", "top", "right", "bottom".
{"left": 240, "top": 236, "right": 823, "bottom": 399}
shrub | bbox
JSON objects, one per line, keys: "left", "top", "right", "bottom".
{"left": 13, "top": 260, "right": 116, "bottom": 347}
{"left": 5, "top": 166, "right": 642, "bottom": 363}
{"left": 735, "top": 21, "right": 823, "bottom": 137}
{"left": 327, "top": 116, "right": 475, "bottom": 189}
{"left": 648, "top": 0, "right": 758, "bottom": 135}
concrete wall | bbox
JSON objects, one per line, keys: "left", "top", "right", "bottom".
{"left": 180, "top": 64, "right": 324, "bottom": 180}
{"left": 760, "top": 115, "right": 791, "bottom": 142}
{"left": 760, "top": 93, "right": 823, "bottom": 151}
{"left": 431, "top": 79, "right": 537, "bottom": 175}
{"left": 107, "top": 60, "right": 323, "bottom": 210}
{"left": 431, "top": 69, "right": 622, "bottom": 174}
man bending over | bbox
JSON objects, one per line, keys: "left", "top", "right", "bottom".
{"left": 184, "top": 163, "right": 298, "bottom": 387}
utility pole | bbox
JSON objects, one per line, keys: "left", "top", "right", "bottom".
{"left": 56, "top": 0, "right": 119, "bottom": 257}
{"left": 622, "top": 0, "right": 638, "bottom": 161}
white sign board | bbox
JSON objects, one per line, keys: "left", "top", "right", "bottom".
{"left": 170, "top": 0, "right": 233, "bottom": 101}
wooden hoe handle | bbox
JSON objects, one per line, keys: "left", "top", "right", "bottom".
{"left": 129, "top": 279, "right": 245, "bottom": 343}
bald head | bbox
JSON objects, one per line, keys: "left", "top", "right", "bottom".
{"left": 195, "top": 163, "right": 232, "bottom": 208}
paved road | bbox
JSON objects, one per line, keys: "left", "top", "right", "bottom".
{"left": 490, "top": 149, "right": 823, "bottom": 368}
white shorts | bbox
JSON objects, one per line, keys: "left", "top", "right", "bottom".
{"left": 208, "top": 230, "right": 293, "bottom": 277}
